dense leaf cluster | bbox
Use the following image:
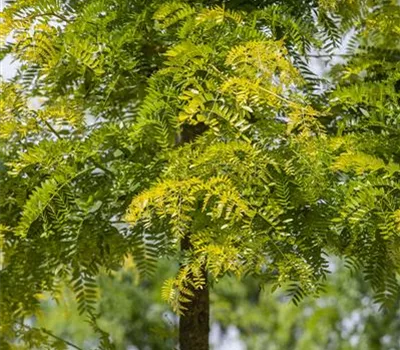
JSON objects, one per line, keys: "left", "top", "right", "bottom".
{"left": 1, "top": 0, "right": 400, "bottom": 348}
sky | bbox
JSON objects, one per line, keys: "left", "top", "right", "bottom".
{"left": 1, "top": 55, "right": 19, "bottom": 80}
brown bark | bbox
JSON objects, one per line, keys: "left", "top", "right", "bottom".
{"left": 179, "top": 235, "right": 209, "bottom": 350}
{"left": 177, "top": 119, "right": 210, "bottom": 350}
{"left": 179, "top": 275, "right": 209, "bottom": 350}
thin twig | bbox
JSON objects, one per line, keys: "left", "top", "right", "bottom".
{"left": 20, "top": 323, "right": 83, "bottom": 350}
{"left": 89, "top": 157, "right": 115, "bottom": 176}
{"left": 40, "top": 328, "right": 84, "bottom": 350}
{"left": 308, "top": 53, "right": 353, "bottom": 58}
{"left": 43, "top": 119, "right": 62, "bottom": 140}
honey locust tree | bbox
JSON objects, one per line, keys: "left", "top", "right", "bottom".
{"left": 2, "top": 0, "right": 400, "bottom": 349}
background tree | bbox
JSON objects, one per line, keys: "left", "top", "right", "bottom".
{"left": 35, "top": 258, "right": 400, "bottom": 349}
{"left": 2, "top": 0, "right": 400, "bottom": 349}
{"left": 322, "top": 0, "right": 400, "bottom": 308}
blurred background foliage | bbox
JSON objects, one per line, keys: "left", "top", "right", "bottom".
{"left": 35, "top": 258, "right": 400, "bottom": 350}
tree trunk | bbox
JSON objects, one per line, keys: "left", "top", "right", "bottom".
{"left": 179, "top": 274, "right": 209, "bottom": 350}
{"left": 179, "top": 236, "right": 209, "bottom": 350}
{"left": 177, "top": 121, "right": 210, "bottom": 350}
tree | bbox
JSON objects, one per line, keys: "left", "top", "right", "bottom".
{"left": 1, "top": 0, "right": 400, "bottom": 349}
{"left": 322, "top": 1, "right": 400, "bottom": 308}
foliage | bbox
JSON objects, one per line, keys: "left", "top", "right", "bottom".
{"left": 2, "top": 0, "right": 400, "bottom": 348}
{"left": 323, "top": 0, "right": 400, "bottom": 308}
{"left": 34, "top": 259, "right": 400, "bottom": 350}
{"left": 212, "top": 260, "right": 400, "bottom": 350}
{"left": 37, "top": 259, "right": 178, "bottom": 350}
